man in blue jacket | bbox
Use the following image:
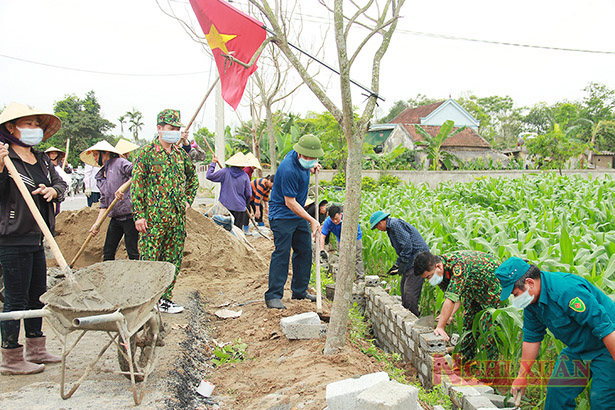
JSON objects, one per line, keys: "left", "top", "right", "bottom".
{"left": 264, "top": 135, "right": 324, "bottom": 309}
{"left": 369, "top": 211, "right": 429, "bottom": 316}
{"left": 496, "top": 257, "right": 615, "bottom": 409}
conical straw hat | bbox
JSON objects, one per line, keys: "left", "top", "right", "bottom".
{"left": 0, "top": 102, "right": 61, "bottom": 141}
{"left": 226, "top": 152, "right": 252, "bottom": 167}
{"left": 115, "top": 139, "right": 140, "bottom": 155}
{"left": 80, "top": 140, "right": 121, "bottom": 167}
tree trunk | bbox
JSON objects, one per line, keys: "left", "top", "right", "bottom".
{"left": 324, "top": 129, "right": 363, "bottom": 355}
{"left": 266, "top": 102, "right": 277, "bottom": 172}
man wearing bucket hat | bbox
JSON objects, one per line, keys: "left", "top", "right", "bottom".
{"left": 0, "top": 102, "right": 67, "bottom": 375}
{"left": 206, "top": 152, "right": 252, "bottom": 231}
{"left": 131, "top": 109, "right": 199, "bottom": 314}
{"left": 496, "top": 257, "right": 615, "bottom": 409}
{"left": 82, "top": 140, "right": 139, "bottom": 261}
{"left": 369, "top": 211, "right": 429, "bottom": 317}
{"left": 264, "top": 134, "right": 324, "bottom": 309}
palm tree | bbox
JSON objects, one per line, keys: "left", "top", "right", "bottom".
{"left": 118, "top": 114, "right": 126, "bottom": 137}
{"left": 415, "top": 120, "right": 466, "bottom": 170}
{"left": 567, "top": 118, "right": 615, "bottom": 164}
{"left": 125, "top": 108, "right": 144, "bottom": 142}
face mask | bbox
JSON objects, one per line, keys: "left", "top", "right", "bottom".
{"left": 428, "top": 272, "right": 443, "bottom": 286}
{"left": 161, "top": 130, "right": 181, "bottom": 144}
{"left": 17, "top": 127, "right": 44, "bottom": 146}
{"left": 512, "top": 289, "right": 533, "bottom": 309}
{"left": 299, "top": 157, "right": 317, "bottom": 169}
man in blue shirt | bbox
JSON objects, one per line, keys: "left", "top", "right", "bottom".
{"left": 496, "top": 257, "right": 615, "bottom": 409}
{"left": 369, "top": 211, "right": 429, "bottom": 316}
{"left": 320, "top": 205, "right": 364, "bottom": 280}
{"left": 265, "top": 135, "right": 324, "bottom": 309}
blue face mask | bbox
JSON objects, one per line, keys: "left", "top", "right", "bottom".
{"left": 298, "top": 157, "right": 317, "bottom": 169}
{"left": 512, "top": 289, "right": 533, "bottom": 309}
{"left": 17, "top": 127, "right": 44, "bottom": 146}
{"left": 161, "top": 130, "right": 181, "bottom": 144}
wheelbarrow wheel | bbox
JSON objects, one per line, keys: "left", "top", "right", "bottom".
{"left": 117, "top": 313, "right": 166, "bottom": 382}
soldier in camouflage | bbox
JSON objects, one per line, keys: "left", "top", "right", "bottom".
{"left": 414, "top": 250, "right": 502, "bottom": 363}
{"left": 132, "top": 109, "right": 199, "bottom": 314}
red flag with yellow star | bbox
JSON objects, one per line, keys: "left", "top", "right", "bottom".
{"left": 189, "top": 0, "right": 266, "bottom": 109}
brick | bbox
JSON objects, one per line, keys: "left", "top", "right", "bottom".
{"left": 419, "top": 332, "right": 447, "bottom": 353}
{"left": 356, "top": 380, "right": 419, "bottom": 410}
{"left": 326, "top": 372, "right": 390, "bottom": 410}
{"left": 365, "top": 275, "right": 380, "bottom": 287}
{"left": 449, "top": 386, "right": 480, "bottom": 408}
{"left": 472, "top": 384, "right": 494, "bottom": 395}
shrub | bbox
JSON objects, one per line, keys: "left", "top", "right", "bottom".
{"left": 379, "top": 174, "right": 401, "bottom": 187}
{"left": 332, "top": 171, "right": 346, "bottom": 187}
{"left": 361, "top": 176, "right": 378, "bottom": 191}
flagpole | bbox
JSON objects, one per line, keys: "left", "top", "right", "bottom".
{"left": 261, "top": 26, "right": 385, "bottom": 102}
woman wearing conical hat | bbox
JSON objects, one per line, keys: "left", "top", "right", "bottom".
{"left": 0, "top": 102, "right": 67, "bottom": 375}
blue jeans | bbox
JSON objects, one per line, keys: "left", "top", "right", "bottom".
{"left": 265, "top": 218, "right": 312, "bottom": 300}
{"left": 0, "top": 244, "right": 47, "bottom": 348}
{"left": 87, "top": 191, "right": 100, "bottom": 207}
{"left": 545, "top": 348, "right": 615, "bottom": 409}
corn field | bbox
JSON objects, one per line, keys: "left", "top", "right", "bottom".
{"left": 324, "top": 173, "right": 615, "bottom": 409}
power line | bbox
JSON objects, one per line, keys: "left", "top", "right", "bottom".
{"left": 0, "top": 53, "right": 209, "bottom": 77}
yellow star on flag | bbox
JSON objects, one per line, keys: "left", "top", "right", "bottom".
{"left": 205, "top": 24, "right": 237, "bottom": 54}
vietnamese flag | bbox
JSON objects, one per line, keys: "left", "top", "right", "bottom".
{"left": 189, "top": 0, "right": 267, "bottom": 110}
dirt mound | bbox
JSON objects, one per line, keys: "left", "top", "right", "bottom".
{"left": 53, "top": 207, "right": 268, "bottom": 280}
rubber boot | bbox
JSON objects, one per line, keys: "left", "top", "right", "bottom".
{"left": 1, "top": 346, "right": 45, "bottom": 375}
{"left": 25, "top": 337, "right": 61, "bottom": 364}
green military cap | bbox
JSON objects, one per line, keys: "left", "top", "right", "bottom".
{"left": 293, "top": 134, "right": 324, "bottom": 158}
{"left": 157, "top": 109, "right": 183, "bottom": 127}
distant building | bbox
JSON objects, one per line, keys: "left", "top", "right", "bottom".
{"left": 366, "top": 98, "right": 507, "bottom": 168}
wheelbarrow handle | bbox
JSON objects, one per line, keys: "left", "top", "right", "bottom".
{"left": 73, "top": 311, "right": 123, "bottom": 327}
{"left": 0, "top": 309, "right": 50, "bottom": 321}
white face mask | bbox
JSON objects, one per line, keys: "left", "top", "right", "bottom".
{"left": 17, "top": 127, "right": 44, "bottom": 146}
{"left": 428, "top": 272, "right": 443, "bottom": 286}
{"left": 512, "top": 289, "right": 533, "bottom": 309}
{"left": 161, "top": 130, "right": 181, "bottom": 144}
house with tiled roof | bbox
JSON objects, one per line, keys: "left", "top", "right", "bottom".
{"left": 366, "top": 98, "right": 507, "bottom": 167}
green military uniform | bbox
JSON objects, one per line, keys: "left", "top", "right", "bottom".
{"left": 438, "top": 251, "right": 501, "bottom": 361}
{"left": 518, "top": 270, "right": 615, "bottom": 409}
{"left": 132, "top": 111, "right": 198, "bottom": 300}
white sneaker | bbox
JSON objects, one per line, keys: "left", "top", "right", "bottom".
{"left": 157, "top": 299, "right": 184, "bottom": 314}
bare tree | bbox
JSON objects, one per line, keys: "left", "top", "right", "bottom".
{"left": 250, "top": 0, "right": 405, "bottom": 354}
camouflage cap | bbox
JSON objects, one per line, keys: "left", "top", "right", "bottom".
{"left": 157, "top": 109, "right": 183, "bottom": 127}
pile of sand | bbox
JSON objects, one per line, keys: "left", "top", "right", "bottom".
{"left": 52, "top": 206, "right": 268, "bottom": 278}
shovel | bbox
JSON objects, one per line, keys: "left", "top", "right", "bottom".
{"left": 4, "top": 156, "right": 79, "bottom": 288}
{"left": 70, "top": 178, "right": 132, "bottom": 267}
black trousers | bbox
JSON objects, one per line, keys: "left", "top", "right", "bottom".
{"left": 400, "top": 267, "right": 424, "bottom": 317}
{"left": 103, "top": 217, "right": 139, "bottom": 261}
{"left": 0, "top": 244, "right": 46, "bottom": 348}
{"left": 229, "top": 210, "right": 248, "bottom": 230}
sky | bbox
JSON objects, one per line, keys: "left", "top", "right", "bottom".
{"left": 1, "top": 0, "right": 614, "bottom": 143}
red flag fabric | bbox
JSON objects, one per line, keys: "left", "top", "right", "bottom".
{"left": 190, "top": 0, "right": 266, "bottom": 110}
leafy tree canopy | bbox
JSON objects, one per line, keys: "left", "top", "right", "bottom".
{"left": 40, "top": 91, "right": 115, "bottom": 167}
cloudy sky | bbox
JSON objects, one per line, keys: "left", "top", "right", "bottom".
{"left": 1, "top": 0, "right": 614, "bottom": 142}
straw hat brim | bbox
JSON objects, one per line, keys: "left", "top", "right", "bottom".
{"left": 115, "top": 139, "right": 140, "bottom": 155}
{"left": 244, "top": 152, "right": 262, "bottom": 170}
{"left": 80, "top": 140, "right": 121, "bottom": 167}
{"left": 226, "top": 152, "right": 253, "bottom": 167}
{"left": 0, "top": 102, "right": 61, "bottom": 141}
{"left": 44, "top": 146, "right": 65, "bottom": 154}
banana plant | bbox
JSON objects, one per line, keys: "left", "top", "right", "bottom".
{"left": 414, "top": 120, "right": 466, "bottom": 170}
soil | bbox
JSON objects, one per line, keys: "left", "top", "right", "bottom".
{"left": 0, "top": 204, "right": 417, "bottom": 409}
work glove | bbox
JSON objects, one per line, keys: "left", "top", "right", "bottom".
{"left": 320, "top": 250, "right": 328, "bottom": 260}
{"left": 85, "top": 188, "right": 92, "bottom": 197}
{"left": 386, "top": 264, "right": 399, "bottom": 275}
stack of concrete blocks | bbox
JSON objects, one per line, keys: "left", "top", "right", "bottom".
{"left": 362, "top": 276, "right": 508, "bottom": 410}
{"left": 326, "top": 372, "right": 422, "bottom": 410}
{"left": 280, "top": 312, "right": 327, "bottom": 339}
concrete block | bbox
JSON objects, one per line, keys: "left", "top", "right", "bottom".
{"left": 472, "top": 384, "right": 494, "bottom": 395}
{"left": 279, "top": 312, "right": 327, "bottom": 339}
{"left": 281, "top": 323, "right": 327, "bottom": 339}
{"left": 419, "top": 332, "right": 447, "bottom": 353}
{"left": 365, "top": 275, "right": 380, "bottom": 287}
{"left": 481, "top": 393, "right": 508, "bottom": 408}
{"left": 326, "top": 372, "right": 390, "bottom": 410}
{"left": 449, "top": 386, "right": 480, "bottom": 408}
{"left": 463, "top": 395, "right": 498, "bottom": 410}
{"left": 352, "top": 293, "right": 366, "bottom": 305}
{"left": 355, "top": 380, "right": 419, "bottom": 410}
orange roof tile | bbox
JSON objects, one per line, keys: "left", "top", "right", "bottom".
{"left": 390, "top": 101, "right": 444, "bottom": 124}
{"left": 403, "top": 124, "right": 491, "bottom": 148}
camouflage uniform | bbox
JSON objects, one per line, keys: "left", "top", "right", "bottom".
{"left": 438, "top": 251, "right": 501, "bottom": 361}
{"left": 131, "top": 109, "right": 199, "bottom": 300}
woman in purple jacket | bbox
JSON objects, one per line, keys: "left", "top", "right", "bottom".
{"left": 84, "top": 141, "right": 139, "bottom": 261}
{"left": 206, "top": 152, "right": 252, "bottom": 230}
{"left": 0, "top": 103, "right": 67, "bottom": 375}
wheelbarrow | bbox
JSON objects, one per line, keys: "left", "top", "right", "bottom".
{"left": 0, "top": 260, "right": 175, "bottom": 405}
